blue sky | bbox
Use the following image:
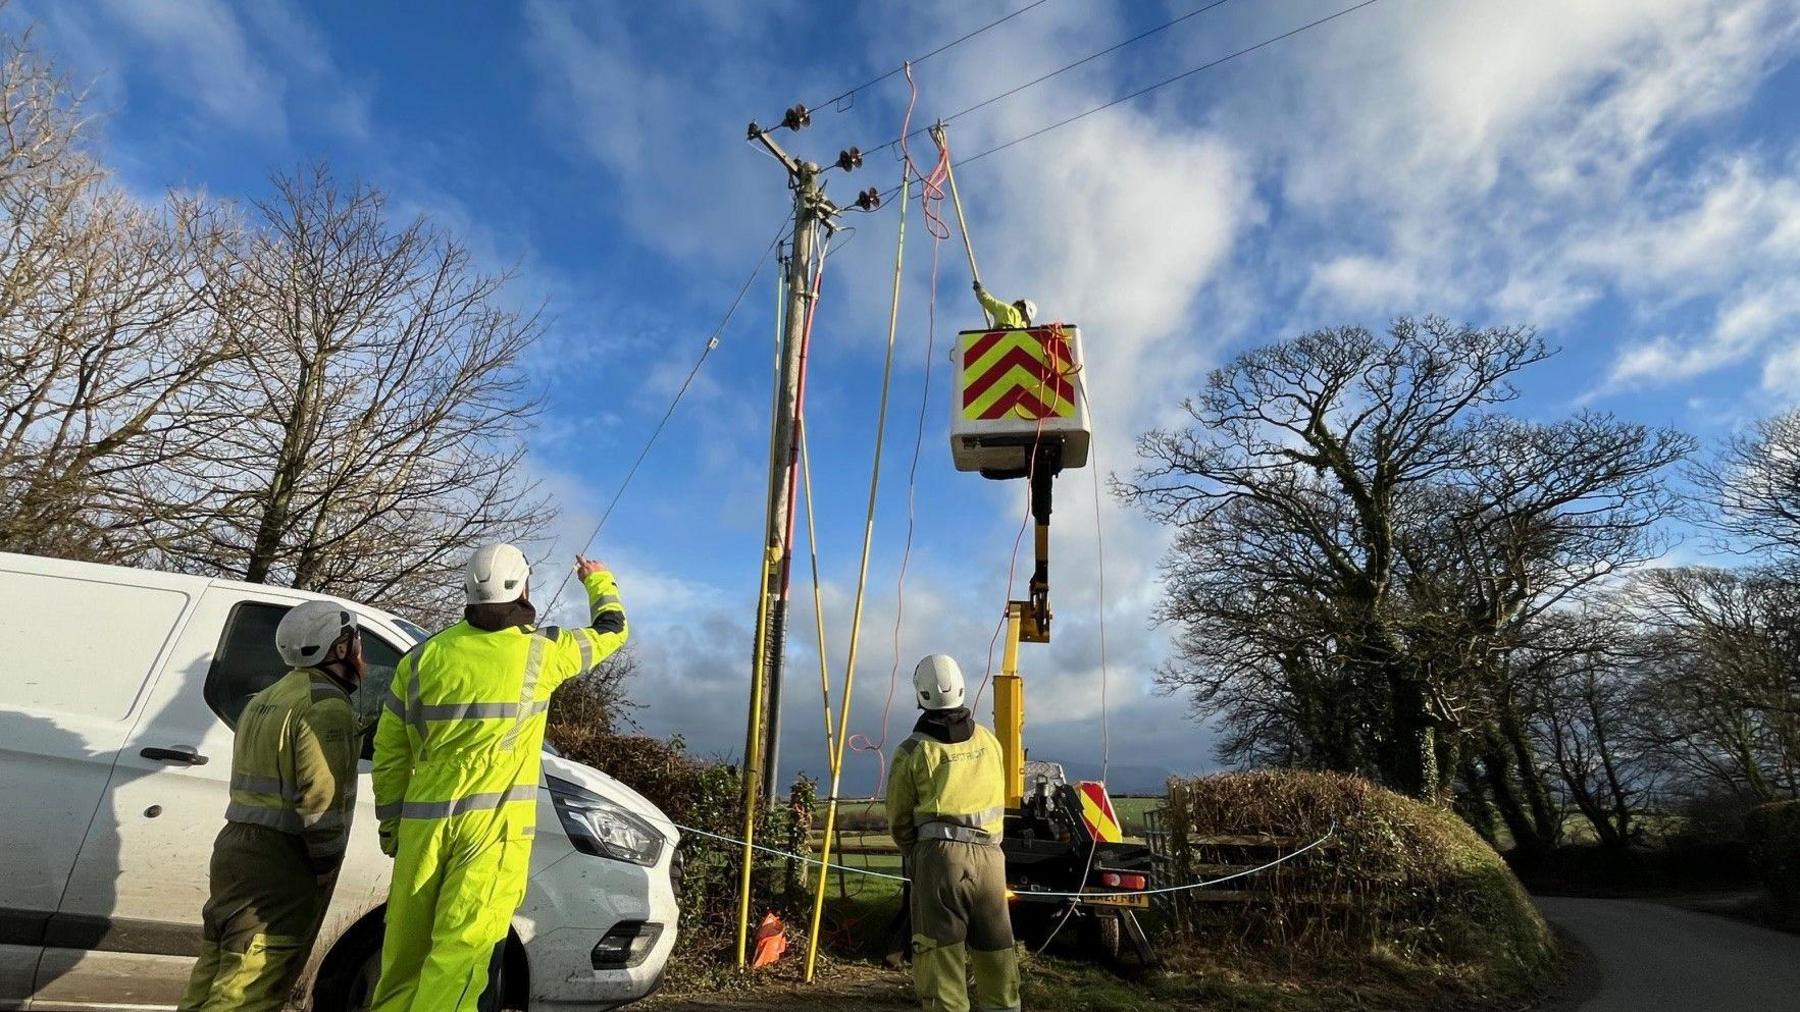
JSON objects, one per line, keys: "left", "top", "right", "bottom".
{"left": 16, "top": 0, "right": 1800, "bottom": 794}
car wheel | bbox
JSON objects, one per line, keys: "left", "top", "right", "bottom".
{"left": 313, "top": 921, "right": 383, "bottom": 1012}
{"left": 314, "top": 923, "right": 521, "bottom": 1012}
{"left": 1078, "top": 911, "right": 1122, "bottom": 962}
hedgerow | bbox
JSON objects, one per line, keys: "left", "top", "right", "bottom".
{"left": 1158, "top": 771, "right": 1558, "bottom": 999}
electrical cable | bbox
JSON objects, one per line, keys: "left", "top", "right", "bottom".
{"left": 542, "top": 223, "right": 786, "bottom": 619}
{"left": 857, "top": 0, "right": 1383, "bottom": 209}
{"left": 958, "top": 0, "right": 1381, "bottom": 168}
{"left": 735, "top": 218, "right": 832, "bottom": 968}
{"left": 1031, "top": 370, "right": 1115, "bottom": 956}
{"left": 658, "top": 814, "right": 1337, "bottom": 897}
{"left": 802, "top": 149, "right": 911, "bottom": 981}
{"left": 846, "top": 70, "right": 951, "bottom": 781}
{"left": 870, "top": 0, "right": 1237, "bottom": 156}
{"left": 807, "top": 0, "right": 1056, "bottom": 114}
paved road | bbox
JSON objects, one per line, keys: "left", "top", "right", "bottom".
{"left": 1537, "top": 896, "right": 1800, "bottom": 1011}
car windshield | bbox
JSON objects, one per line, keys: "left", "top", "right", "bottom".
{"left": 393, "top": 618, "right": 431, "bottom": 644}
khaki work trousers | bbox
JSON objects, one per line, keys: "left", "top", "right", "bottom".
{"left": 909, "top": 839, "right": 1021, "bottom": 1012}
{"left": 177, "top": 823, "right": 334, "bottom": 1012}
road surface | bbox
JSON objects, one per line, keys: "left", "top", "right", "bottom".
{"left": 1537, "top": 896, "right": 1800, "bottom": 1011}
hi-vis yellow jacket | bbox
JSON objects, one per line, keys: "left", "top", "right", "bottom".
{"left": 371, "top": 569, "right": 627, "bottom": 845}
{"left": 224, "top": 667, "right": 360, "bottom": 874}
{"left": 977, "top": 288, "right": 1028, "bottom": 330}
{"left": 886, "top": 714, "right": 1007, "bottom": 850}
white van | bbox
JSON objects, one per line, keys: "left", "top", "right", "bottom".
{"left": 0, "top": 552, "right": 680, "bottom": 1011}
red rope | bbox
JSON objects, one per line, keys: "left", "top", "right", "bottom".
{"left": 847, "top": 65, "right": 954, "bottom": 783}
{"left": 898, "top": 64, "right": 951, "bottom": 241}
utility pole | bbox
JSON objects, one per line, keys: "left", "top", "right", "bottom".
{"left": 749, "top": 151, "right": 819, "bottom": 809}
{"left": 735, "top": 105, "right": 875, "bottom": 968}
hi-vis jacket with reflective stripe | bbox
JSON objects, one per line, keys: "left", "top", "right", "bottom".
{"left": 225, "top": 667, "right": 360, "bottom": 875}
{"left": 887, "top": 720, "right": 1007, "bottom": 850}
{"left": 371, "top": 569, "right": 627, "bottom": 840}
{"left": 976, "top": 287, "right": 1028, "bottom": 329}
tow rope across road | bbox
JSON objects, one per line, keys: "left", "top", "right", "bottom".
{"left": 655, "top": 817, "right": 1337, "bottom": 900}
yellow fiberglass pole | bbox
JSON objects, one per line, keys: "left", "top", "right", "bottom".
{"left": 803, "top": 168, "right": 909, "bottom": 982}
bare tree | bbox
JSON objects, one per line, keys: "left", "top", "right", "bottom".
{"left": 151, "top": 166, "right": 554, "bottom": 623}
{"left": 548, "top": 648, "right": 641, "bottom": 740}
{"left": 1511, "top": 609, "right": 1660, "bottom": 850}
{"left": 0, "top": 31, "right": 234, "bottom": 559}
{"left": 1120, "top": 318, "right": 1691, "bottom": 803}
{"left": 1694, "top": 411, "right": 1800, "bottom": 561}
{"left": 1627, "top": 567, "right": 1800, "bottom": 803}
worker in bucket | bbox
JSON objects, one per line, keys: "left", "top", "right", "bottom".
{"left": 369, "top": 545, "right": 627, "bottom": 1012}
{"left": 974, "top": 279, "right": 1037, "bottom": 329}
{"left": 887, "top": 654, "right": 1021, "bottom": 1012}
{"left": 178, "top": 601, "right": 365, "bottom": 1012}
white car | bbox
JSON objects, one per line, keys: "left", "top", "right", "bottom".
{"left": 0, "top": 551, "right": 680, "bottom": 1011}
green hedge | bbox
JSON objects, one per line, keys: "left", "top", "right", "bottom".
{"left": 1160, "top": 771, "right": 1557, "bottom": 993}
{"left": 545, "top": 721, "right": 813, "bottom": 980}
{"left": 1746, "top": 800, "right": 1800, "bottom": 918}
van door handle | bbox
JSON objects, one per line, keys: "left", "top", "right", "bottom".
{"left": 140, "top": 746, "right": 209, "bottom": 766}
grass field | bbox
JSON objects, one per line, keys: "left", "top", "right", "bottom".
{"left": 812, "top": 794, "right": 1167, "bottom": 842}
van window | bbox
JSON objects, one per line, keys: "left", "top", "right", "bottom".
{"left": 204, "top": 603, "right": 289, "bottom": 728}
{"left": 204, "top": 602, "right": 406, "bottom": 732}
{"left": 352, "top": 634, "right": 403, "bottom": 732}
{"left": 0, "top": 568, "right": 189, "bottom": 720}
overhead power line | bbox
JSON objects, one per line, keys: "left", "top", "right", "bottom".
{"left": 871, "top": 0, "right": 1238, "bottom": 155}
{"left": 957, "top": 0, "right": 1382, "bottom": 167}
{"left": 852, "top": 0, "right": 1383, "bottom": 209}
{"left": 543, "top": 221, "right": 787, "bottom": 617}
{"left": 810, "top": 0, "right": 1055, "bottom": 113}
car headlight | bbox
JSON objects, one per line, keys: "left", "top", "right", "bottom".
{"left": 547, "top": 775, "right": 665, "bottom": 867}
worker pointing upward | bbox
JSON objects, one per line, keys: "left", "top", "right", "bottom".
{"left": 887, "top": 654, "right": 1021, "bottom": 1012}
{"left": 974, "top": 279, "right": 1037, "bottom": 330}
{"left": 370, "top": 545, "right": 628, "bottom": 1012}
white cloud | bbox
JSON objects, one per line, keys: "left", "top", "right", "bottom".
{"left": 1589, "top": 161, "right": 1800, "bottom": 391}
{"left": 1310, "top": 255, "right": 1424, "bottom": 311}
{"left": 1170, "top": 0, "right": 1800, "bottom": 398}
{"left": 96, "top": 0, "right": 285, "bottom": 135}
{"left": 508, "top": 0, "right": 1800, "bottom": 780}
{"left": 521, "top": 0, "right": 799, "bottom": 265}
{"left": 1759, "top": 341, "right": 1800, "bottom": 397}
{"left": 23, "top": 0, "right": 370, "bottom": 143}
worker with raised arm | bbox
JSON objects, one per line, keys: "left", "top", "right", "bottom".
{"left": 974, "top": 279, "right": 1037, "bottom": 330}
{"left": 887, "top": 654, "right": 1021, "bottom": 1012}
{"left": 178, "top": 601, "right": 365, "bottom": 1012}
{"left": 369, "top": 545, "right": 628, "bottom": 1012}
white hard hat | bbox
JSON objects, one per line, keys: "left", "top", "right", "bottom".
{"left": 912, "top": 654, "right": 966, "bottom": 711}
{"left": 276, "top": 600, "right": 358, "bottom": 668}
{"left": 465, "top": 542, "right": 531, "bottom": 605}
{"left": 1016, "top": 299, "right": 1038, "bottom": 324}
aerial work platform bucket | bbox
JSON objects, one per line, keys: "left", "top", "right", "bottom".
{"left": 951, "top": 324, "right": 1091, "bottom": 478}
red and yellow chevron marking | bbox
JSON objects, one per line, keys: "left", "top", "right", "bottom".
{"left": 960, "top": 327, "right": 1078, "bottom": 422}
{"left": 1077, "top": 781, "right": 1123, "bottom": 843}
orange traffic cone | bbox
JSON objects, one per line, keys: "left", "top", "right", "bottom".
{"left": 751, "top": 912, "right": 788, "bottom": 969}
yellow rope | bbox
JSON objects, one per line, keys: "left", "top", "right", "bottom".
{"left": 804, "top": 167, "right": 910, "bottom": 982}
